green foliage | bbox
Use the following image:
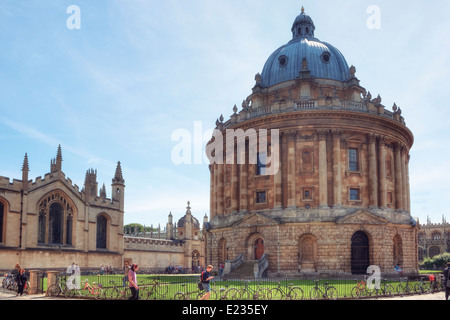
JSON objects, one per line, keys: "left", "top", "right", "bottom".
{"left": 124, "top": 223, "right": 157, "bottom": 233}
{"left": 419, "top": 252, "right": 450, "bottom": 270}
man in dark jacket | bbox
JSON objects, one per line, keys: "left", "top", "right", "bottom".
{"left": 444, "top": 262, "right": 450, "bottom": 300}
{"left": 16, "top": 268, "right": 27, "bottom": 296}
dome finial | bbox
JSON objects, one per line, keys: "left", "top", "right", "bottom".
{"left": 301, "top": 6, "right": 305, "bottom": 13}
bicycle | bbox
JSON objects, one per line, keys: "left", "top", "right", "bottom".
{"left": 173, "top": 282, "right": 217, "bottom": 300}
{"left": 309, "top": 279, "right": 338, "bottom": 300}
{"left": 212, "top": 282, "right": 241, "bottom": 300}
{"left": 66, "top": 279, "right": 103, "bottom": 299}
{"left": 371, "top": 278, "right": 395, "bottom": 298}
{"left": 47, "top": 275, "right": 69, "bottom": 297}
{"left": 238, "top": 280, "right": 271, "bottom": 300}
{"left": 142, "top": 278, "right": 169, "bottom": 300}
{"left": 269, "top": 281, "right": 304, "bottom": 300}
{"left": 103, "top": 280, "right": 131, "bottom": 300}
{"left": 414, "top": 277, "right": 429, "bottom": 295}
{"left": 351, "top": 276, "right": 374, "bottom": 299}
{"left": 395, "top": 277, "right": 414, "bottom": 296}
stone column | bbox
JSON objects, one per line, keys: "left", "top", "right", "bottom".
{"left": 332, "top": 130, "right": 342, "bottom": 208}
{"left": 401, "top": 146, "right": 408, "bottom": 213}
{"left": 46, "top": 270, "right": 59, "bottom": 295}
{"left": 378, "top": 137, "right": 387, "bottom": 208}
{"left": 287, "top": 131, "right": 296, "bottom": 208}
{"left": 239, "top": 147, "right": 248, "bottom": 212}
{"left": 217, "top": 163, "right": 224, "bottom": 215}
{"left": 367, "top": 134, "right": 378, "bottom": 208}
{"left": 274, "top": 133, "right": 283, "bottom": 209}
{"left": 209, "top": 165, "right": 216, "bottom": 219}
{"left": 28, "top": 270, "right": 40, "bottom": 295}
{"left": 406, "top": 153, "right": 411, "bottom": 213}
{"left": 394, "top": 143, "right": 403, "bottom": 211}
{"left": 231, "top": 147, "right": 239, "bottom": 213}
{"left": 318, "top": 130, "right": 328, "bottom": 208}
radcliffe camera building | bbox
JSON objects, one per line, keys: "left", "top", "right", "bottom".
{"left": 206, "top": 8, "right": 418, "bottom": 275}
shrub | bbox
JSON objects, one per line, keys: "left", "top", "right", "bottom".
{"left": 419, "top": 252, "right": 450, "bottom": 270}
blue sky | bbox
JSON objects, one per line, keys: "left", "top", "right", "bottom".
{"left": 0, "top": 0, "right": 449, "bottom": 228}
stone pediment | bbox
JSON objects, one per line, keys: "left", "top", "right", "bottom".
{"left": 336, "top": 210, "right": 388, "bottom": 225}
{"left": 230, "top": 213, "right": 280, "bottom": 229}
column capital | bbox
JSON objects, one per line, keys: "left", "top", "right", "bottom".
{"left": 317, "top": 129, "right": 329, "bottom": 140}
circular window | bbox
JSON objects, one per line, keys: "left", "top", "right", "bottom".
{"left": 278, "top": 55, "right": 288, "bottom": 67}
{"left": 321, "top": 51, "right": 331, "bottom": 64}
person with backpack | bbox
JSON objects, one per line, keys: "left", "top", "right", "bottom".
{"left": 199, "top": 265, "right": 214, "bottom": 300}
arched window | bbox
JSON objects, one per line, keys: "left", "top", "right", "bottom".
{"left": 393, "top": 234, "right": 403, "bottom": 266}
{"left": 37, "top": 191, "right": 75, "bottom": 246}
{"left": 49, "top": 203, "right": 63, "bottom": 244}
{"left": 96, "top": 215, "right": 108, "bottom": 249}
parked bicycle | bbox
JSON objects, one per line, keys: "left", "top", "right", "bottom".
{"left": 238, "top": 280, "right": 271, "bottom": 300}
{"left": 396, "top": 277, "right": 414, "bottom": 296}
{"left": 351, "top": 276, "right": 375, "bottom": 299}
{"left": 173, "top": 282, "right": 216, "bottom": 300}
{"left": 309, "top": 279, "right": 338, "bottom": 300}
{"left": 269, "top": 281, "right": 304, "bottom": 300}
{"left": 103, "top": 280, "right": 131, "bottom": 300}
{"left": 47, "top": 275, "right": 69, "bottom": 297}
{"left": 66, "top": 279, "right": 103, "bottom": 299}
{"left": 371, "top": 278, "right": 395, "bottom": 298}
{"left": 414, "top": 277, "right": 429, "bottom": 295}
{"left": 142, "top": 278, "right": 169, "bottom": 300}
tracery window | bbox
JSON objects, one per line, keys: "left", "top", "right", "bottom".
{"left": 96, "top": 214, "right": 107, "bottom": 249}
{"left": 38, "top": 191, "right": 75, "bottom": 246}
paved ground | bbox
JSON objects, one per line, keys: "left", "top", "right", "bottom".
{"left": 0, "top": 287, "right": 446, "bottom": 300}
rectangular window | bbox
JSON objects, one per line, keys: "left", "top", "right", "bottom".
{"left": 349, "top": 188, "right": 360, "bottom": 201}
{"left": 256, "top": 191, "right": 266, "bottom": 204}
{"left": 349, "top": 148, "right": 358, "bottom": 171}
{"left": 257, "top": 153, "right": 267, "bottom": 175}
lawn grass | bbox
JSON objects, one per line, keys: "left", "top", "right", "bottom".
{"left": 43, "top": 273, "right": 442, "bottom": 300}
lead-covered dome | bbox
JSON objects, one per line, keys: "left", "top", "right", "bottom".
{"left": 260, "top": 8, "right": 350, "bottom": 88}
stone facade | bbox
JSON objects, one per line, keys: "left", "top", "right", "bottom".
{"left": 205, "top": 9, "right": 419, "bottom": 276}
{"left": 418, "top": 217, "right": 450, "bottom": 261}
{"left": 0, "top": 146, "right": 125, "bottom": 270}
{"left": 0, "top": 147, "right": 207, "bottom": 272}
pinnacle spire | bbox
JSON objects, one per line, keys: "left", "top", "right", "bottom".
{"left": 112, "top": 161, "right": 125, "bottom": 184}
{"left": 22, "top": 153, "right": 29, "bottom": 172}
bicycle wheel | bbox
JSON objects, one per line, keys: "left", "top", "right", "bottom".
{"left": 225, "top": 288, "right": 241, "bottom": 300}
{"left": 103, "top": 287, "right": 119, "bottom": 300}
{"left": 269, "top": 288, "right": 283, "bottom": 300}
{"left": 288, "top": 287, "right": 303, "bottom": 300}
{"left": 351, "top": 286, "right": 362, "bottom": 299}
{"left": 155, "top": 283, "right": 169, "bottom": 297}
{"left": 326, "top": 286, "right": 338, "bottom": 300}
{"left": 197, "top": 288, "right": 217, "bottom": 300}
{"left": 47, "top": 284, "right": 62, "bottom": 297}
{"left": 238, "top": 289, "right": 251, "bottom": 300}
{"left": 309, "top": 287, "right": 321, "bottom": 300}
{"left": 64, "top": 288, "right": 76, "bottom": 298}
{"left": 257, "top": 288, "right": 271, "bottom": 300}
{"left": 384, "top": 284, "right": 395, "bottom": 297}
{"left": 396, "top": 284, "right": 404, "bottom": 296}
{"left": 173, "top": 292, "right": 186, "bottom": 300}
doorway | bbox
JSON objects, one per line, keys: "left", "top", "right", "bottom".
{"left": 351, "top": 231, "right": 369, "bottom": 274}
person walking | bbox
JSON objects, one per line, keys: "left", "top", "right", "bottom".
{"left": 123, "top": 261, "right": 130, "bottom": 287}
{"left": 128, "top": 263, "right": 139, "bottom": 300}
{"left": 443, "top": 262, "right": 450, "bottom": 300}
{"left": 199, "top": 265, "right": 214, "bottom": 300}
{"left": 16, "top": 268, "right": 27, "bottom": 297}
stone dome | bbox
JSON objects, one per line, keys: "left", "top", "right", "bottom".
{"left": 260, "top": 8, "right": 350, "bottom": 88}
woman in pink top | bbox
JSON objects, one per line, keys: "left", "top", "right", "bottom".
{"left": 128, "top": 263, "right": 139, "bottom": 300}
